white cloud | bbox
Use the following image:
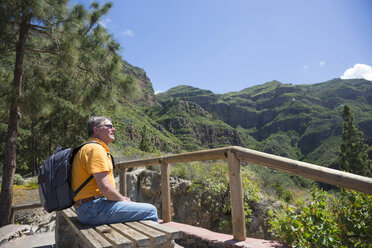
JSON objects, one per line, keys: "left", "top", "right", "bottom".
{"left": 319, "top": 61, "right": 326, "bottom": 67}
{"left": 155, "top": 90, "right": 163, "bottom": 95}
{"left": 341, "top": 64, "right": 372, "bottom": 81}
{"left": 122, "top": 29, "right": 135, "bottom": 37}
{"left": 303, "top": 64, "right": 309, "bottom": 70}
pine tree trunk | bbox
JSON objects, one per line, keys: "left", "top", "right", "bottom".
{"left": 0, "top": 15, "right": 29, "bottom": 227}
{"left": 31, "top": 119, "right": 38, "bottom": 175}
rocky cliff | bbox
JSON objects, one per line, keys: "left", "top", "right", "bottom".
{"left": 122, "top": 60, "right": 157, "bottom": 107}
{"left": 145, "top": 99, "right": 242, "bottom": 150}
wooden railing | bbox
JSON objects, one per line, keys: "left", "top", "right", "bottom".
{"left": 117, "top": 146, "right": 372, "bottom": 241}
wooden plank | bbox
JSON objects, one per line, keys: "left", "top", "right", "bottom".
{"left": 231, "top": 146, "right": 372, "bottom": 194}
{"left": 110, "top": 223, "right": 151, "bottom": 247}
{"left": 64, "top": 208, "right": 78, "bottom": 216}
{"left": 125, "top": 222, "right": 168, "bottom": 245}
{"left": 116, "top": 147, "right": 229, "bottom": 169}
{"left": 95, "top": 225, "right": 133, "bottom": 248}
{"left": 140, "top": 220, "right": 183, "bottom": 240}
{"left": 116, "top": 157, "right": 161, "bottom": 169}
{"left": 161, "top": 162, "right": 171, "bottom": 222}
{"left": 61, "top": 209, "right": 113, "bottom": 248}
{"left": 11, "top": 202, "right": 42, "bottom": 211}
{"left": 228, "top": 151, "right": 246, "bottom": 241}
{"left": 161, "top": 147, "right": 228, "bottom": 164}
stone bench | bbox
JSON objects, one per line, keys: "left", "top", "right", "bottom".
{"left": 55, "top": 208, "right": 183, "bottom": 248}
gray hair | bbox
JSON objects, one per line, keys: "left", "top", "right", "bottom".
{"left": 88, "top": 116, "right": 112, "bottom": 137}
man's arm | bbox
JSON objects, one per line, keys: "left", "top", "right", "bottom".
{"left": 93, "top": 172, "right": 131, "bottom": 202}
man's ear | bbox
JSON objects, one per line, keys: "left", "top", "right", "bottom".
{"left": 93, "top": 126, "right": 99, "bottom": 134}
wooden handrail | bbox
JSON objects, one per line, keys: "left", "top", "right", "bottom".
{"left": 231, "top": 146, "right": 372, "bottom": 194}
{"left": 116, "top": 146, "right": 372, "bottom": 241}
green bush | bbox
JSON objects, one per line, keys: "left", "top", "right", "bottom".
{"left": 272, "top": 183, "right": 292, "bottom": 203}
{"left": 174, "top": 162, "right": 260, "bottom": 231}
{"left": 246, "top": 163, "right": 314, "bottom": 204}
{"left": 336, "top": 190, "right": 372, "bottom": 247}
{"left": 269, "top": 189, "right": 372, "bottom": 248}
{"left": 14, "top": 173, "right": 25, "bottom": 185}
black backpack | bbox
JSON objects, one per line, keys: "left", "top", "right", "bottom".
{"left": 38, "top": 142, "right": 97, "bottom": 213}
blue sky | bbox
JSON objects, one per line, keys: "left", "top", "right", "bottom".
{"left": 76, "top": 0, "right": 372, "bottom": 94}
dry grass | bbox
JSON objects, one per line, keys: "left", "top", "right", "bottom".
{"left": 12, "top": 185, "right": 40, "bottom": 206}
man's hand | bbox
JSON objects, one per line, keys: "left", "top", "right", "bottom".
{"left": 123, "top": 196, "right": 131, "bottom": 202}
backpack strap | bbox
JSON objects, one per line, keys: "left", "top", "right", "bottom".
{"left": 74, "top": 175, "right": 93, "bottom": 194}
{"left": 72, "top": 141, "right": 98, "bottom": 195}
{"left": 72, "top": 141, "right": 116, "bottom": 195}
{"left": 108, "top": 152, "right": 116, "bottom": 170}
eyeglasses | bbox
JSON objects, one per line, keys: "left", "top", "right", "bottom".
{"left": 98, "top": 124, "right": 115, "bottom": 129}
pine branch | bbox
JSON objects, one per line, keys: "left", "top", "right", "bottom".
{"left": 0, "top": 46, "right": 16, "bottom": 57}
{"left": 0, "top": 30, "right": 19, "bottom": 47}
{"left": 45, "top": 17, "right": 63, "bottom": 28}
{"left": 25, "top": 47, "right": 58, "bottom": 55}
{"left": 1, "top": 91, "right": 10, "bottom": 98}
{"left": 29, "top": 23, "right": 47, "bottom": 32}
{"left": 81, "top": 21, "right": 96, "bottom": 39}
{"left": 78, "top": 65, "right": 94, "bottom": 74}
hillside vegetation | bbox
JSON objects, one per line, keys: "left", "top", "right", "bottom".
{"left": 154, "top": 79, "right": 372, "bottom": 167}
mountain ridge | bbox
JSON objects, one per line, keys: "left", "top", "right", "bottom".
{"left": 111, "top": 59, "right": 371, "bottom": 168}
{"left": 148, "top": 77, "right": 372, "bottom": 166}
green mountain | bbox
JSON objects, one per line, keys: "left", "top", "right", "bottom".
{"left": 152, "top": 79, "right": 372, "bottom": 166}
{"left": 4, "top": 56, "right": 371, "bottom": 174}
{"left": 145, "top": 99, "right": 242, "bottom": 150}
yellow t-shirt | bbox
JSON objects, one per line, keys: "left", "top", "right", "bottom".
{"left": 71, "top": 138, "right": 115, "bottom": 202}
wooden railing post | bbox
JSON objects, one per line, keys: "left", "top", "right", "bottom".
{"left": 228, "top": 151, "right": 246, "bottom": 241}
{"left": 161, "top": 161, "right": 171, "bottom": 222}
{"left": 119, "top": 167, "right": 127, "bottom": 196}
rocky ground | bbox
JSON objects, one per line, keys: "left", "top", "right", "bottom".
{"left": 14, "top": 208, "right": 56, "bottom": 233}
{"left": 0, "top": 208, "right": 55, "bottom": 247}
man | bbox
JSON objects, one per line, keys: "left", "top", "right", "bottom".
{"left": 71, "top": 116, "right": 158, "bottom": 225}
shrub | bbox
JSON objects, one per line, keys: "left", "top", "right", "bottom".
{"left": 246, "top": 163, "right": 314, "bottom": 205}
{"left": 185, "top": 162, "right": 260, "bottom": 231}
{"left": 336, "top": 190, "right": 372, "bottom": 247}
{"left": 14, "top": 173, "right": 25, "bottom": 185}
{"left": 269, "top": 189, "right": 372, "bottom": 248}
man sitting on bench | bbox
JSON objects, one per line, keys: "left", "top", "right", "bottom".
{"left": 71, "top": 116, "right": 158, "bottom": 225}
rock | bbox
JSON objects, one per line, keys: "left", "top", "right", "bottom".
{"left": 0, "top": 224, "right": 32, "bottom": 246}
{"left": 126, "top": 169, "right": 282, "bottom": 239}
{"left": 248, "top": 196, "right": 282, "bottom": 239}
{"left": 14, "top": 208, "right": 56, "bottom": 233}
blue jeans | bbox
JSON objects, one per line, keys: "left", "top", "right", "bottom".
{"left": 75, "top": 197, "right": 158, "bottom": 226}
